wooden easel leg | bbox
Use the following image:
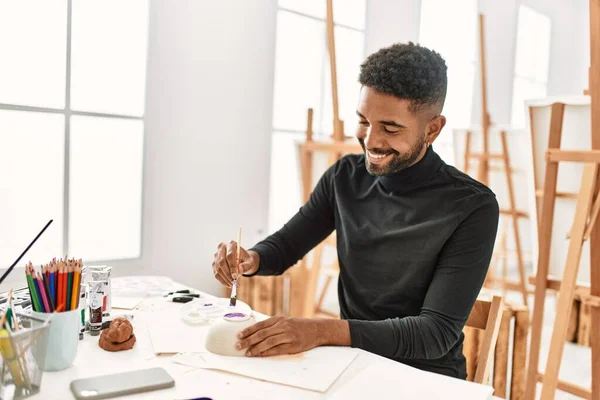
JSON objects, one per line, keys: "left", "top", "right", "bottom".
{"left": 302, "top": 243, "right": 324, "bottom": 318}
{"left": 540, "top": 163, "right": 598, "bottom": 399}
{"left": 301, "top": 109, "right": 314, "bottom": 204}
{"left": 464, "top": 130, "right": 472, "bottom": 173}
{"left": 500, "top": 131, "right": 528, "bottom": 306}
{"left": 524, "top": 102, "right": 566, "bottom": 400}
{"left": 487, "top": 218, "right": 507, "bottom": 289}
{"left": 589, "top": 2, "right": 600, "bottom": 397}
{"left": 314, "top": 258, "right": 338, "bottom": 315}
{"left": 477, "top": 13, "right": 490, "bottom": 187}
{"left": 511, "top": 307, "right": 529, "bottom": 400}
{"left": 493, "top": 308, "right": 512, "bottom": 398}
{"left": 501, "top": 228, "right": 509, "bottom": 296}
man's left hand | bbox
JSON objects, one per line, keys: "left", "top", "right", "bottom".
{"left": 235, "top": 316, "right": 323, "bottom": 357}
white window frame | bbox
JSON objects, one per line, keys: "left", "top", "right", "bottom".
{"left": 273, "top": 4, "right": 366, "bottom": 136}
{"left": 0, "top": 0, "right": 147, "bottom": 265}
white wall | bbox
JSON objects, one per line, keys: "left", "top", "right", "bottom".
{"left": 364, "top": 0, "right": 421, "bottom": 56}
{"left": 365, "top": 0, "right": 590, "bottom": 126}
{"left": 138, "top": 0, "right": 277, "bottom": 296}
{"left": 472, "top": 0, "right": 590, "bottom": 125}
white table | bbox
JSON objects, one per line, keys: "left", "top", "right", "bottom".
{"left": 30, "top": 286, "right": 502, "bottom": 400}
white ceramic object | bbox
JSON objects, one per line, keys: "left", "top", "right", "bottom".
{"left": 205, "top": 312, "right": 256, "bottom": 356}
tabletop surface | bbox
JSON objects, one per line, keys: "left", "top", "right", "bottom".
{"left": 26, "top": 280, "right": 502, "bottom": 400}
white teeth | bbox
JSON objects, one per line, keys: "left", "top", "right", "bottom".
{"left": 367, "top": 151, "right": 387, "bottom": 159}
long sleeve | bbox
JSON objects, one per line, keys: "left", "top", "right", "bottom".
{"left": 347, "top": 194, "right": 499, "bottom": 361}
{"left": 247, "top": 162, "right": 337, "bottom": 276}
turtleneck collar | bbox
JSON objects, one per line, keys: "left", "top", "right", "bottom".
{"left": 376, "top": 145, "right": 443, "bottom": 193}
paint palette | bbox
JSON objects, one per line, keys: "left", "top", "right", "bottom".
{"left": 179, "top": 298, "right": 251, "bottom": 325}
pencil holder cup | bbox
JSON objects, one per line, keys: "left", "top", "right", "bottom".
{"left": 31, "top": 309, "right": 79, "bottom": 371}
{"left": 0, "top": 313, "right": 51, "bottom": 399}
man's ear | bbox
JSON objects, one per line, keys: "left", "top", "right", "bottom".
{"left": 425, "top": 115, "right": 446, "bottom": 145}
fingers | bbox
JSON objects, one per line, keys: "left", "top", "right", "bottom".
{"left": 214, "top": 267, "right": 232, "bottom": 288}
{"left": 213, "top": 243, "right": 233, "bottom": 287}
{"left": 226, "top": 241, "right": 240, "bottom": 278}
{"left": 237, "top": 316, "right": 283, "bottom": 340}
{"left": 255, "top": 343, "right": 295, "bottom": 357}
{"left": 238, "top": 260, "right": 253, "bottom": 275}
{"left": 236, "top": 318, "right": 286, "bottom": 352}
{"left": 244, "top": 333, "right": 292, "bottom": 356}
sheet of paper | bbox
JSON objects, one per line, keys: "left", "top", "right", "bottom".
{"left": 112, "top": 295, "right": 145, "bottom": 309}
{"left": 111, "top": 275, "right": 181, "bottom": 297}
{"left": 329, "top": 362, "right": 493, "bottom": 400}
{"left": 171, "top": 346, "right": 358, "bottom": 392}
{"left": 146, "top": 309, "right": 209, "bottom": 354}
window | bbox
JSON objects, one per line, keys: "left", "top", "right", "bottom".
{"left": 418, "top": 0, "right": 478, "bottom": 165}
{"left": 510, "top": 5, "right": 551, "bottom": 128}
{"left": 0, "top": 0, "right": 148, "bottom": 267}
{"left": 268, "top": 1, "right": 366, "bottom": 232}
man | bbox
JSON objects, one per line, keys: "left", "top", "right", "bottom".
{"left": 211, "top": 42, "right": 499, "bottom": 379}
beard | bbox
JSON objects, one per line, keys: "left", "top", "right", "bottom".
{"left": 359, "top": 134, "right": 426, "bottom": 176}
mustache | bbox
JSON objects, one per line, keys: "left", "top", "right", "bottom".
{"left": 358, "top": 138, "right": 398, "bottom": 156}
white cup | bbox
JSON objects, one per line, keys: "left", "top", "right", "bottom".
{"left": 31, "top": 309, "right": 80, "bottom": 371}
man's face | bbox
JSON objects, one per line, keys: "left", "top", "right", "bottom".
{"left": 355, "top": 86, "right": 444, "bottom": 176}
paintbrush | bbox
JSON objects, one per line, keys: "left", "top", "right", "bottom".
{"left": 0, "top": 220, "right": 53, "bottom": 287}
{"left": 229, "top": 226, "right": 242, "bottom": 307}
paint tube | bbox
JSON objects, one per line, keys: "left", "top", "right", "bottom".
{"left": 88, "top": 281, "right": 104, "bottom": 336}
{"left": 83, "top": 265, "right": 112, "bottom": 314}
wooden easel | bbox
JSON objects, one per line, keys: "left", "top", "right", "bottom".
{"left": 296, "top": 108, "right": 362, "bottom": 318}
{"left": 463, "top": 13, "right": 529, "bottom": 305}
{"left": 525, "top": 2, "right": 600, "bottom": 398}
{"left": 286, "top": 0, "right": 363, "bottom": 318}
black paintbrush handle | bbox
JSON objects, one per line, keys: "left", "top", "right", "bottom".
{"left": 0, "top": 220, "right": 53, "bottom": 286}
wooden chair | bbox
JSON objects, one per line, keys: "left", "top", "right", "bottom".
{"left": 464, "top": 295, "right": 504, "bottom": 384}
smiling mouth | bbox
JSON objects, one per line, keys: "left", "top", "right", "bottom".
{"left": 366, "top": 150, "right": 393, "bottom": 164}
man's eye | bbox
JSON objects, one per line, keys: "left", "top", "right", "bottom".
{"left": 359, "top": 121, "right": 369, "bottom": 125}
{"left": 383, "top": 127, "right": 400, "bottom": 134}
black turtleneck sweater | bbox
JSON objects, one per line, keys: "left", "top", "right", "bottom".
{"left": 249, "top": 146, "right": 499, "bottom": 379}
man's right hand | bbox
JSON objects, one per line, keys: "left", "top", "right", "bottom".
{"left": 212, "top": 241, "right": 260, "bottom": 287}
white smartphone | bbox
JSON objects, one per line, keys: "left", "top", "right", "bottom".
{"left": 70, "top": 367, "right": 175, "bottom": 399}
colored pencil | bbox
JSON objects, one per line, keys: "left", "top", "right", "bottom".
{"left": 59, "top": 264, "right": 65, "bottom": 311}
{"left": 26, "top": 266, "right": 41, "bottom": 312}
{"left": 49, "top": 265, "right": 55, "bottom": 309}
{"left": 53, "top": 262, "right": 58, "bottom": 307}
{"left": 42, "top": 270, "right": 55, "bottom": 312}
{"left": 75, "top": 262, "right": 82, "bottom": 309}
{"left": 25, "top": 274, "right": 35, "bottom": 312}
{"left": 36, "top": 272, "right": 50, "bottom": 313}
{"left": 70, "top": 265, "right": 80, "bottom": 310}
{"left": 56, "top": 265, "right": 61, "bottom": 312}
{"left": 24, "top": 266, "right": 38, "bottom": 312}
{"left": 63, "top": 264, "right": 71, "bottom": 311}
{"left": 32, "top": 275, "right": 45, "bottom": 312}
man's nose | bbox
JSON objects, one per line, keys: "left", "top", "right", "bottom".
{"left": 363, "top": 127, "right": 384, "bottom": 150}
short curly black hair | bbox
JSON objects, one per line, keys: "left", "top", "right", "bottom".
{"left": 358, "top": 42, "right": 447, "bottom": 114}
